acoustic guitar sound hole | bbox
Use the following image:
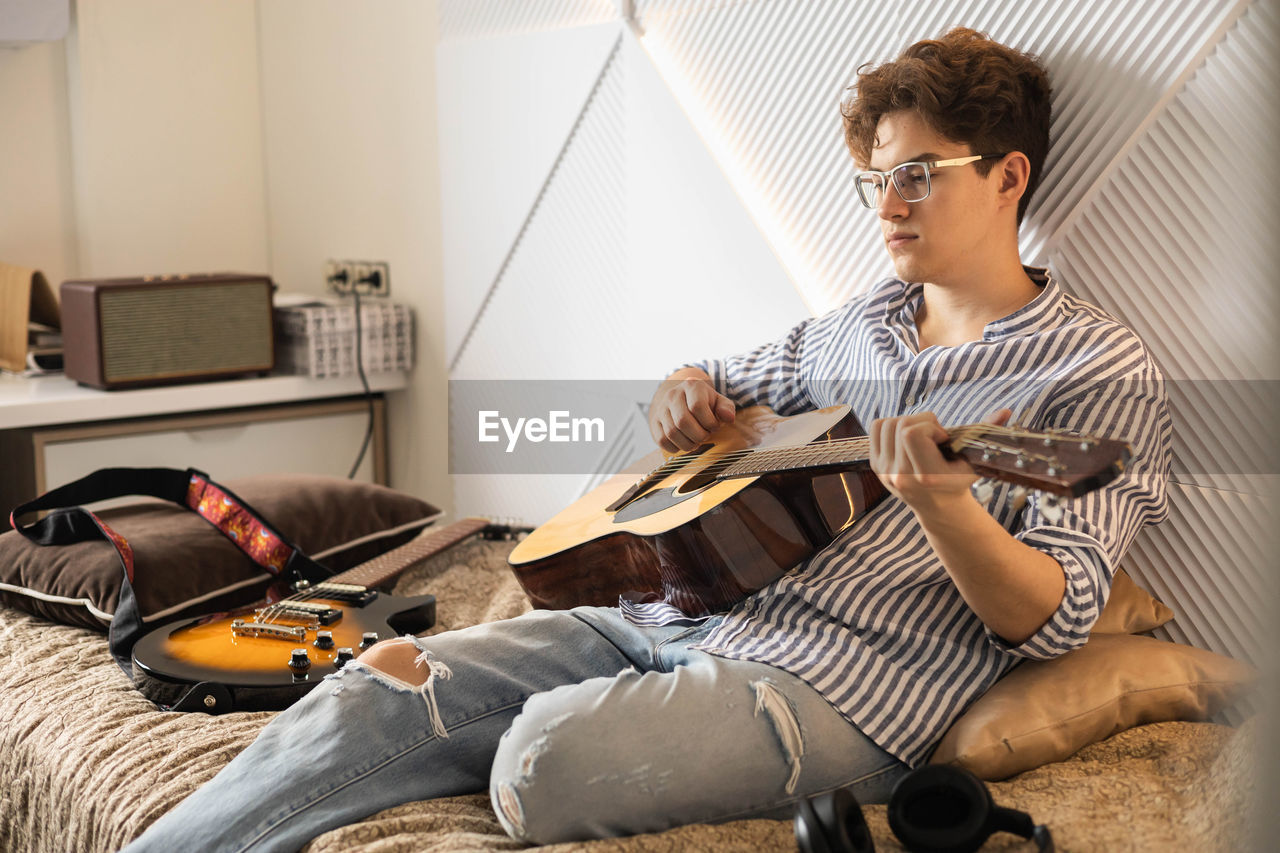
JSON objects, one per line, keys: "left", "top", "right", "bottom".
{"left": 606, "top": 443, "right": 715, "bottom": 513}
{"left": 674, "top": 453, "right": 735, "bottom": 495}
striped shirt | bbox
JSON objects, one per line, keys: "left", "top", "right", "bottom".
{"left": 624, "top": 267, "right": 1172, "bottom": 767}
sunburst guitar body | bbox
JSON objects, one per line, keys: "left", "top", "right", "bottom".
{"left": 132, "top": 519, "right": 521, "bottom": 713}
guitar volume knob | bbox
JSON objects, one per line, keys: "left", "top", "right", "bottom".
{"left": 335, "top": 648, "right": 355, "bottom": 668}
{"left": 288, "top": 648, "right": 312, "bottom": 675}
{"left": 314, "top": 630, "right": 335, "bottom": 650}
{"left": 360, "top": 632, "right": 378, "bottom": 650}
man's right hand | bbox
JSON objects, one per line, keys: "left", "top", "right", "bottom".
{"left": 648, "top": 368, "right": 736, "bottom": 453}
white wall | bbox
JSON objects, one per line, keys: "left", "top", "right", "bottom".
{"left": 0, "top": 0, "right": 450, "bottom": 511}
{"left": 256, "top": 0, "right": 450, "bottom": 513}
{"left": 65, "top": 0, "right": 270, "bottom": 277}
{"left": 0, "top": 39, "right": 78, "bottom": 286}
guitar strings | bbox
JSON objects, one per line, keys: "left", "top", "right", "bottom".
{"left": 636, "top": 424, "right": 1059, "bottom": 482}
{"left": 256, "top": 585, "right": 324, "bottom": 626}
{"left": 253, "top": 530, "right": 477, "bottom": 627}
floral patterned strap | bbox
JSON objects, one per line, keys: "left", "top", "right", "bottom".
{"left": 184, "top": 473, "right": 293, "bottom": 575}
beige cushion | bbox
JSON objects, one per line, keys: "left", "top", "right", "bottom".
{"left": 930, "top": 633, "right": 1256, "bottom": 780}
{"left": 1094, "top": 569, "right": 1174, "bottom": 634}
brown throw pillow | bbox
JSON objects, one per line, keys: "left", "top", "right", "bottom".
{"left": 1094, "top": 569, "right": 1174, "bottom": 634}
{"left": 929, "top": 633, "right": 1256, "bottom": 780}
{"left": 0, "top": 474, "right": 439, "bottom": 630}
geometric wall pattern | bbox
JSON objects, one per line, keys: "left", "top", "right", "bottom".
{"left": 437, "top": 0, "right": 1274, "bottom": 679}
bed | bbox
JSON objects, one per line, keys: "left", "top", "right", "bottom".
{"left": 0, "top": 535, "right": 1258, "bottom": 852}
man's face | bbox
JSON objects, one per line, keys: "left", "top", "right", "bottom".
{"left": 867, "top": 110, "right": 1003, "bottom": 286}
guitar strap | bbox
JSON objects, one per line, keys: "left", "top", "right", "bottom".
{"left": 9, "top": 467, "right": 333, "bottom": 676}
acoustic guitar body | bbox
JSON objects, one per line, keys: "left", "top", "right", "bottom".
{"left": 508, "top": 404, "right": 1131, "bottom": 619}
{"left": 507, "top": 405, "right": 887, "bottom": 616}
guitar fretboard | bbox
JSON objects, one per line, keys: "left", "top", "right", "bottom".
{"left": 327, "top": 518, "right": 490, "bottom": 589}
{"left": 720, "top": 436, "right": 874, "bottom": 477}
{"left": 711, "top": 425, "right": 1096, "bottom": 488}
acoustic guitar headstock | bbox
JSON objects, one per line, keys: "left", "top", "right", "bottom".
{"left": 946, "top": 426, "right": 1132, "bottom": 498}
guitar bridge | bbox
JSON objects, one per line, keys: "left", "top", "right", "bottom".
{"left": 231, "top": 620, "right": 308, "bottom": 641}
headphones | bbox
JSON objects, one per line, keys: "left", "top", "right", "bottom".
{"left": 794, "top": 764, "right": 1054, "bottom": 853}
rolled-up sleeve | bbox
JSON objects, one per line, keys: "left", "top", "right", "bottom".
{"left": 680, "top": 313, "right": 816, "bottom": 416}
{"left": 985, "top": 359, "right": 1173, "bottom": 660}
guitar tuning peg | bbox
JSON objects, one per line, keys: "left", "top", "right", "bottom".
{"left": 1010, "top": 485, "right": 1029, "bottom": 512}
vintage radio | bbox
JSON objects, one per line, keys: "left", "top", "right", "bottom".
{"left": 60, "top": 274, "right": 275, "bottom": 390}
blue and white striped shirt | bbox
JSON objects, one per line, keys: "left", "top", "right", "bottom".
{"left": 625, "top": 267, "right": 1172, "bottom": 767}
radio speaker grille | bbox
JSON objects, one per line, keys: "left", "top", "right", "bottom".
{"left": 98, "top": 283, "right": 274, "bottom": 382}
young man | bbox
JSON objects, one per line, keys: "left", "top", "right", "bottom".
{"left": 125, "top": 27, "right": 1169, "bottom": 852}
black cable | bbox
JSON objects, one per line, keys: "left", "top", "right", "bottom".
{"left": 347, "top": 290, "right": 376, "bottom": 479}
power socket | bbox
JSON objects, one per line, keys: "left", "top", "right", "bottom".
{"left": 325, "top": 259, "right": 390, "bottom": 296}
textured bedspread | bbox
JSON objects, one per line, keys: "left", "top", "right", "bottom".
{"left": 0, "top": 537, "right": 1258, "bottom": 852}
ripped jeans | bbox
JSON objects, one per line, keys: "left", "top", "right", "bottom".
{"left": 122, "top": 606, "right": 909, "bottom": 853}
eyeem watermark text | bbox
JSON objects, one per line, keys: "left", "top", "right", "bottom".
{"left": 478, "top": 410, "right": 606, "bottom": 453}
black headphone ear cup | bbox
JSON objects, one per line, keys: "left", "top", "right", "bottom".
{"left": 794, "top": 788, "right": 875, "bottom": 853}
{"left": 887, "top": 765, "right": 991, "bottom": 853}
{"left": 795, "top": 795, "right": 830, "bottom": 853}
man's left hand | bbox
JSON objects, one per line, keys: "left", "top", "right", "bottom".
{"left": 869, "top": 408, "right": 1012, "bottom": 515}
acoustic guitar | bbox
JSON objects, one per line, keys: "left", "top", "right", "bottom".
{"left": 507, "top": 405, "right": 1131, "bottom": 617}
{"left": 132, "top": 518, "right": 522, "bottom": 714}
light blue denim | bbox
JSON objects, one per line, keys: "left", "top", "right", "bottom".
{"left": 122, "top": 606, "right": 908, "bottom": 852}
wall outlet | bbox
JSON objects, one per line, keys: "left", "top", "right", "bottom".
{"left": 325, "top": 259, "right": 353, "bottom": 293}
{"left": 325, "top": 259, "right": 390, "bottom": 296}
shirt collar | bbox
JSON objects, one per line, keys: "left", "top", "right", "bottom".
{"left": 886, "top": 266, "right": 1062, "bottom": 343}
{"left": 980, "top": 266, "right": 1060, "bottom": 341}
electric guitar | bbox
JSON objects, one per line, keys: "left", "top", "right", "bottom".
{"left": 507, "top": 405, "right": 1130, "bottom": 617}
{"left": 132, "top": 518, "right": 524, "bottom": 714}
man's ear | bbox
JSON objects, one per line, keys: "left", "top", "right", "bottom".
{"left": 997, "top": 152, "right": 1031, "bottom": 207}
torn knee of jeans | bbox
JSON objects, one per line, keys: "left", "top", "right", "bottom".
{"left": 517, "top": 735, "right": 550, "bottom": 780}
{"left": 494, "top": 781, "right": 527, "bottom": 840}
{"left": 752, "top": 678, "right": 805, "bottom": 794}
{"left": 325, "top": 668, "right": 348, "bottom": 696}
{"left": 341, "top": 636, "right": 454, "bottom": 739}
{"left": 511, "top": 712, "right": 573, "bottom": 781}
{"left": 407, "top": 638, "right": 453, "bottom": 739}
{"left": 490, "top": 709, "right": 577, "bottom": 841}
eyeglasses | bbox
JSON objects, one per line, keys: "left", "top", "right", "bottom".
{"left": 853, "top": 154, "right": 1003, "bottom": 209}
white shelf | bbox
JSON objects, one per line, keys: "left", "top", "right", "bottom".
{"left": 0, "top": 371, "right": 409, "bottom": 430}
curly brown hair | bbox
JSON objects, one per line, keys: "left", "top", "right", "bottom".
{"left": 842, "top": 27, "right": 1051, "bottom": 225}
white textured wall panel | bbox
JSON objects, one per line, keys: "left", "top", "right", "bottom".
{"left": 631, "top": 0, "right": 1253, "bottom": 312}
{"left": 1127, "top": 484, "right": 1269, "bottom": 665}
{"left": 450, "top": 35, "right": 628, "bottom": 379}
{"left": 439, "top": 0, "right": 616, "bottom": 41}
{"left": 437, "top": 23, "right": 622, "bottom": 360}
{"left": 1054, "top": 0, "right": 1277, "bottom": 500}
{"left": 621, "top": 31, "right": 810, "bottom": 369}
{"left": 637, "top": 0, "right": 902, "bottom": 312}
